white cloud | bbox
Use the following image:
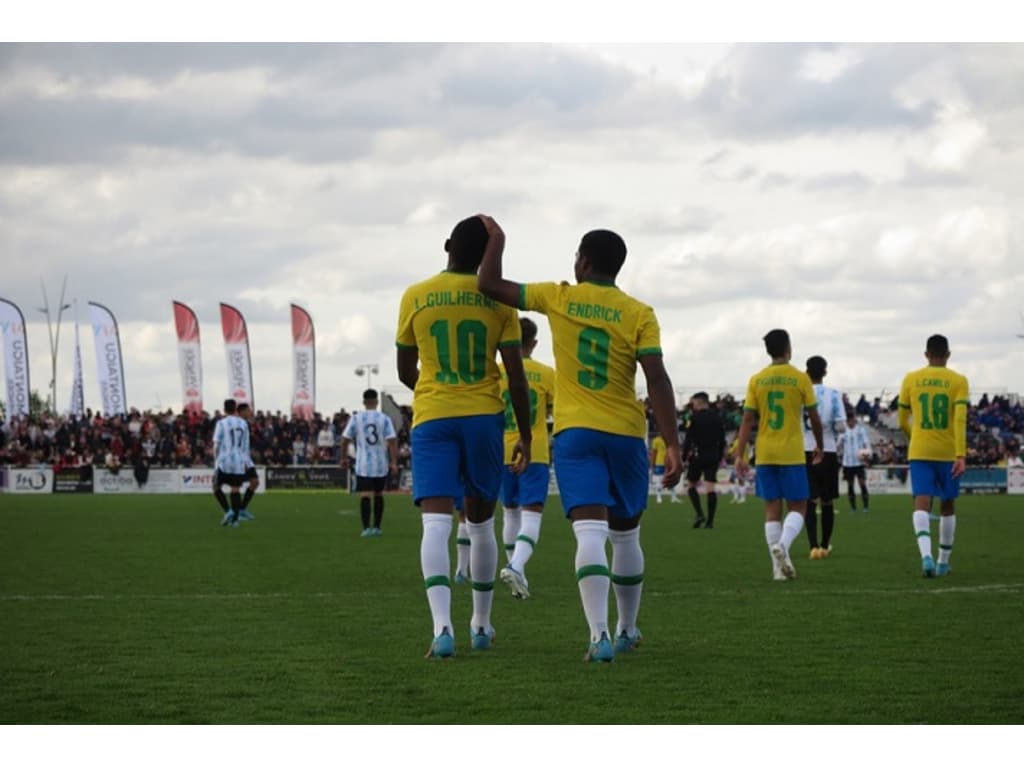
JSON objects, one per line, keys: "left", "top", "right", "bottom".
{"left": 798, "top": 47, "right": 862, "bottom": 83}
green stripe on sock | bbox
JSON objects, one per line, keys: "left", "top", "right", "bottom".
{"left": 471, "top": 581, "right": 495, "bottom": 592}
{"left": 916, "top": 531, "right": 930, "bottom": 537}
{"left": 424, "top": 575, "right": 451, "bottom": 590}
{"left": 611, "top": 573, "right": 644, "bottom": 586}
{"left": 456, "top": 538, "right": 471, "bottom": 546}
{"left": 940, "top": 544, "right": 953, "bottom": 551}
{"left": 504, "top": 544, "right": 514, "bottom": 551}
{"left": 576, "top": 564, "right": 610, "bottom": 581}
{"left": 516, "top": 534, "right": 536, "bottom": 549}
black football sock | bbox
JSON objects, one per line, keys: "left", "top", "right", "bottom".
{"left": 242, "top": 486, "right": 255, "bottom": 508}
{"left": 687, "top": 487, "right": 704, "bottom": 519}
{"left": 805, "top": 501, "right": 819, "bottom": 549}
{"left": 360, "top": 497, "right": 371, "bottom": 530}
{"left": 706, "top": 492, "right": 717, "bottom": 526}
{"left": 862, "top": 489, "right": 870, "bottom": 509}
{"left": 229, "top": 491, "right": 242, "bottom": 516}
{"left": 821, "top": 504, "right": 835, "bottom": 549}
{"left": 214, "top": 489, "right": 230, "bottom": 512}
{"left": 373, "top": 495, "right": 384, "bottom": 529}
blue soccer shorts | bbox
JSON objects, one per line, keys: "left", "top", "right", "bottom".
{"left": 909, "top": 460, "right": 960, "bottom": 501}
{"left": 755, "top": 464, "right": 810, "bottom": 502}
{"left": 552, "top": 428, "right": 649, "bottom": 520}
{"left": 410, "top": 413, "right": 504, "bottom": 506}
{"left": 500, "top": 462, "right": 550, "bottom": 509}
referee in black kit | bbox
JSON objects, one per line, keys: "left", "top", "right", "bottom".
{"left": 682, "top": 392, "right": 727, "bottom": 529}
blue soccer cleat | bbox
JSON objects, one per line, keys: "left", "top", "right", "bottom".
{"left": 220, "top": 511, "right": 234, "bottom": 527}
{"left": 454, "top": 571, "right": 469, "bottom": 585}
{"left": 936, "top": 562, "right": 951, "bottom": 577}
{"left": 360, "top": 528, "right": 374, "bottom": 538}
{"left": 238, "top": 509, "right": 254, "bottom": 521}
{"left": 614, "top": 629, "right": 643, "bottom": 654}
{"left": 425, "top": 628, "right": 455, "bottom": 659}
{"left": 583, "top": 631, "right": 615, "bottom": 663}
{"left": 471, "top": 626, "right": 496, "bottom": 650}
{"left": 922, "top": 555, "right": 936, "bottom": 578}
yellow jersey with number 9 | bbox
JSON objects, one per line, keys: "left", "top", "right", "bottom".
{"left": 397, "top": 271, "right": 521, "bottom": 428}
{"left": 520, "top": 281, "right": 660, "bottom": 439}
{"left": 499, "top": 357, "right": 555, "bottom": 464}
{"left": 743, "top": 362, "right": 817, "bottom": 465}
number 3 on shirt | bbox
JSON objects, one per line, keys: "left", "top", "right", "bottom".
{"left": 577, "top": 328, "right": 609, "bottom": 390}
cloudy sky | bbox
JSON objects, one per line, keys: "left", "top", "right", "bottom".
{"left": 2, "top": 40, "right": 1023, "bottom": 416}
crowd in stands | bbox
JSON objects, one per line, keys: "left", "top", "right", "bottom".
{"left": 1, "top": 392, "right": 1021, "bottom": 470}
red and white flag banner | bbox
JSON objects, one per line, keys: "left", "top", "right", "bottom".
{"left": 219, "top": 303, "right": 254, "bottom": 407}
{"left": 291, "top": 303, "right": 315, "bottom": 420}
{"left": 173, "top": 301, "right": 203, "bottom": 415}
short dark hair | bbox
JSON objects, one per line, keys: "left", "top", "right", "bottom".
{"left": 806, "top": 355, "right": 827, "bottom": 379}
{"left": 926, "top": 334, "right": 950, "bottom": 356}
{"left": 444, "top": 216, "right": 489, "bottom": 272}
{"left": 520, "top": 317, "right": 538, "bottom": 346}
{"left": 363, "top": 388, "right": 378, "bottom": 401}
{"left": 223, "top": 398, "right": 237, "bottom": 413}
{"left": 579, "top": 229, "right": 627, "bottom": 276}
{"left": 763, "top": 329, "right": 790, "bottom": 358}
{"left": 237, "top": 402, "right": 251, "bottom": 412}
{"left": 692, "top": 391, "right": 710, "bottom": 403}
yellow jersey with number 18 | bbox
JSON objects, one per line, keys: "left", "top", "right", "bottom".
{"left": 499, "top": 357, "right": 555, "bottom": 464}
{"left": 520, "top": 280, "right": 660, "bottom": 439}
{"left": 743, "top": 362, "right": 817, "bottom": 465}
{"left": 396, "top": 270, "right": 521, "bottom": 428}
{"left": 897, "top": 365, "right": 969, "bottom": 461}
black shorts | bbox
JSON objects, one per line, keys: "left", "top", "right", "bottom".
{"left": 686, "top": 458, "right": 719, "bottom": 484}
{"left": 805, "top": 452, "right": 840, "bottom": 501}
{"left": 214, "top": 470, "right": 246, "bottom": 489}
{"left": 842, "top": 465, "right": 866, "bottom": 483}
{"left": 355, "top": 475, "right": 388, "bottom": 493}
{"left": 244, "top": 466, "right": 259, "bottom": 481}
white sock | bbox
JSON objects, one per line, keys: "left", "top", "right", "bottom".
{"left": 765, "top": 521, "right": 782, "bottom": 570}
{"left": 779, "top": 511, "right": 805, "bottom": 551}
{"left": 421, "top": 513, "right": 453, "bottom": 637}
{"left": 509, "top": 510, "right": 542, "bottom": 573}
{"left": 609, "top": 527, "right": 644, "bottom": 637}
{"left": 467, "top": 517, "right": 498, "bottom": 634}
{"left": 455, "top": 521, "right": 470, "bottom": 577}
{"left": 502, "top": 507, "right": 521, "bottom": 562}
{"left": 572, "top": 519, "right": 610, "bottom": 642}
{"left": 913, "top": 510, "right": 932, "bottom": 558}
{"left": 938, "top": 514, "right": 956, "bottom": 565}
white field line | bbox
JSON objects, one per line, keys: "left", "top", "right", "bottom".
{"left": 2, "top": 583, "right": 1023, "bottom": 602}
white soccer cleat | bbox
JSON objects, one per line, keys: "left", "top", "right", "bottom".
{"left": 771, "top": 543, "right": 796, "bottom": 580}
{"left": 500, "top": 565, "right": 530, "bottom": 600}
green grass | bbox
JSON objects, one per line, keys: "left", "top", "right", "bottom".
{"left": 1, "top": 491, "right": 1022, "bottom": 724}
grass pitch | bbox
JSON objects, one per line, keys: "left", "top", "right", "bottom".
{"left": 1, "top": 490, "right": 1022, "bottom": 724}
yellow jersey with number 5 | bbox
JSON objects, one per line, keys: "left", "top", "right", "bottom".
{"left": 897, "top": 365, "right": 969, "bottom": 461}
{"left": 520, "top": 281, "right": 660, "bottom": 439}
{"left": 396, "top": 270, "right": 521, "bottom": 428}
{"left": 499, "top": 357, "right": 555, "bottom": 464}
{"left": 743, "top": 363, "right": 817, "bottom": 465}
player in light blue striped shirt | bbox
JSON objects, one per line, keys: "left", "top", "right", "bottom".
{"left": 341, "top": 389, "right": 399, "bottom": 537}
{"left": 801, "top": 357, "right": 847, "bottom": 558}
{"left": 837, "top": 412, "right": 872, "bottom": 512}
{"left": 212, "top": 398, "right": 252, "bottom": 527}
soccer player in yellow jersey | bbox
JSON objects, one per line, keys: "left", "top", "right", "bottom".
{"left": 649, "top": 433, "right": 679, "bottom": 504}
{"left": 897, "top": 334, "right": 969, "bottom": 578}
{"left": 396, "top": 215, "right": 533, "bottom": 659}
{"left": 478, "top": 215, "right": 682, "bottom": 663}
{"left": 496, "top": 317, "right": 555, "bottom": 599}
{"left": 735, "top": 329, "right": 823, "bottom": 582}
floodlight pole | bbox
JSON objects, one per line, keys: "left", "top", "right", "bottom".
{"left": 38, "top": 275, "right": 71, "bottom": 415}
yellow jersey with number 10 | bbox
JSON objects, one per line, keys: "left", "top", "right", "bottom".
{"left": 898, "top": 365, "right": 969, "bottom": 461}
{"left": 499, "top": 357, "right": 555, "bottom": 464}
{"left": 520, "top": 280, "right": 660, "bottom": 439}
{"left": 743, "top": 362, "right": 817, "bottom": 466}
{"left": 396, "top": 270, "right": 521, "bottom": 428}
